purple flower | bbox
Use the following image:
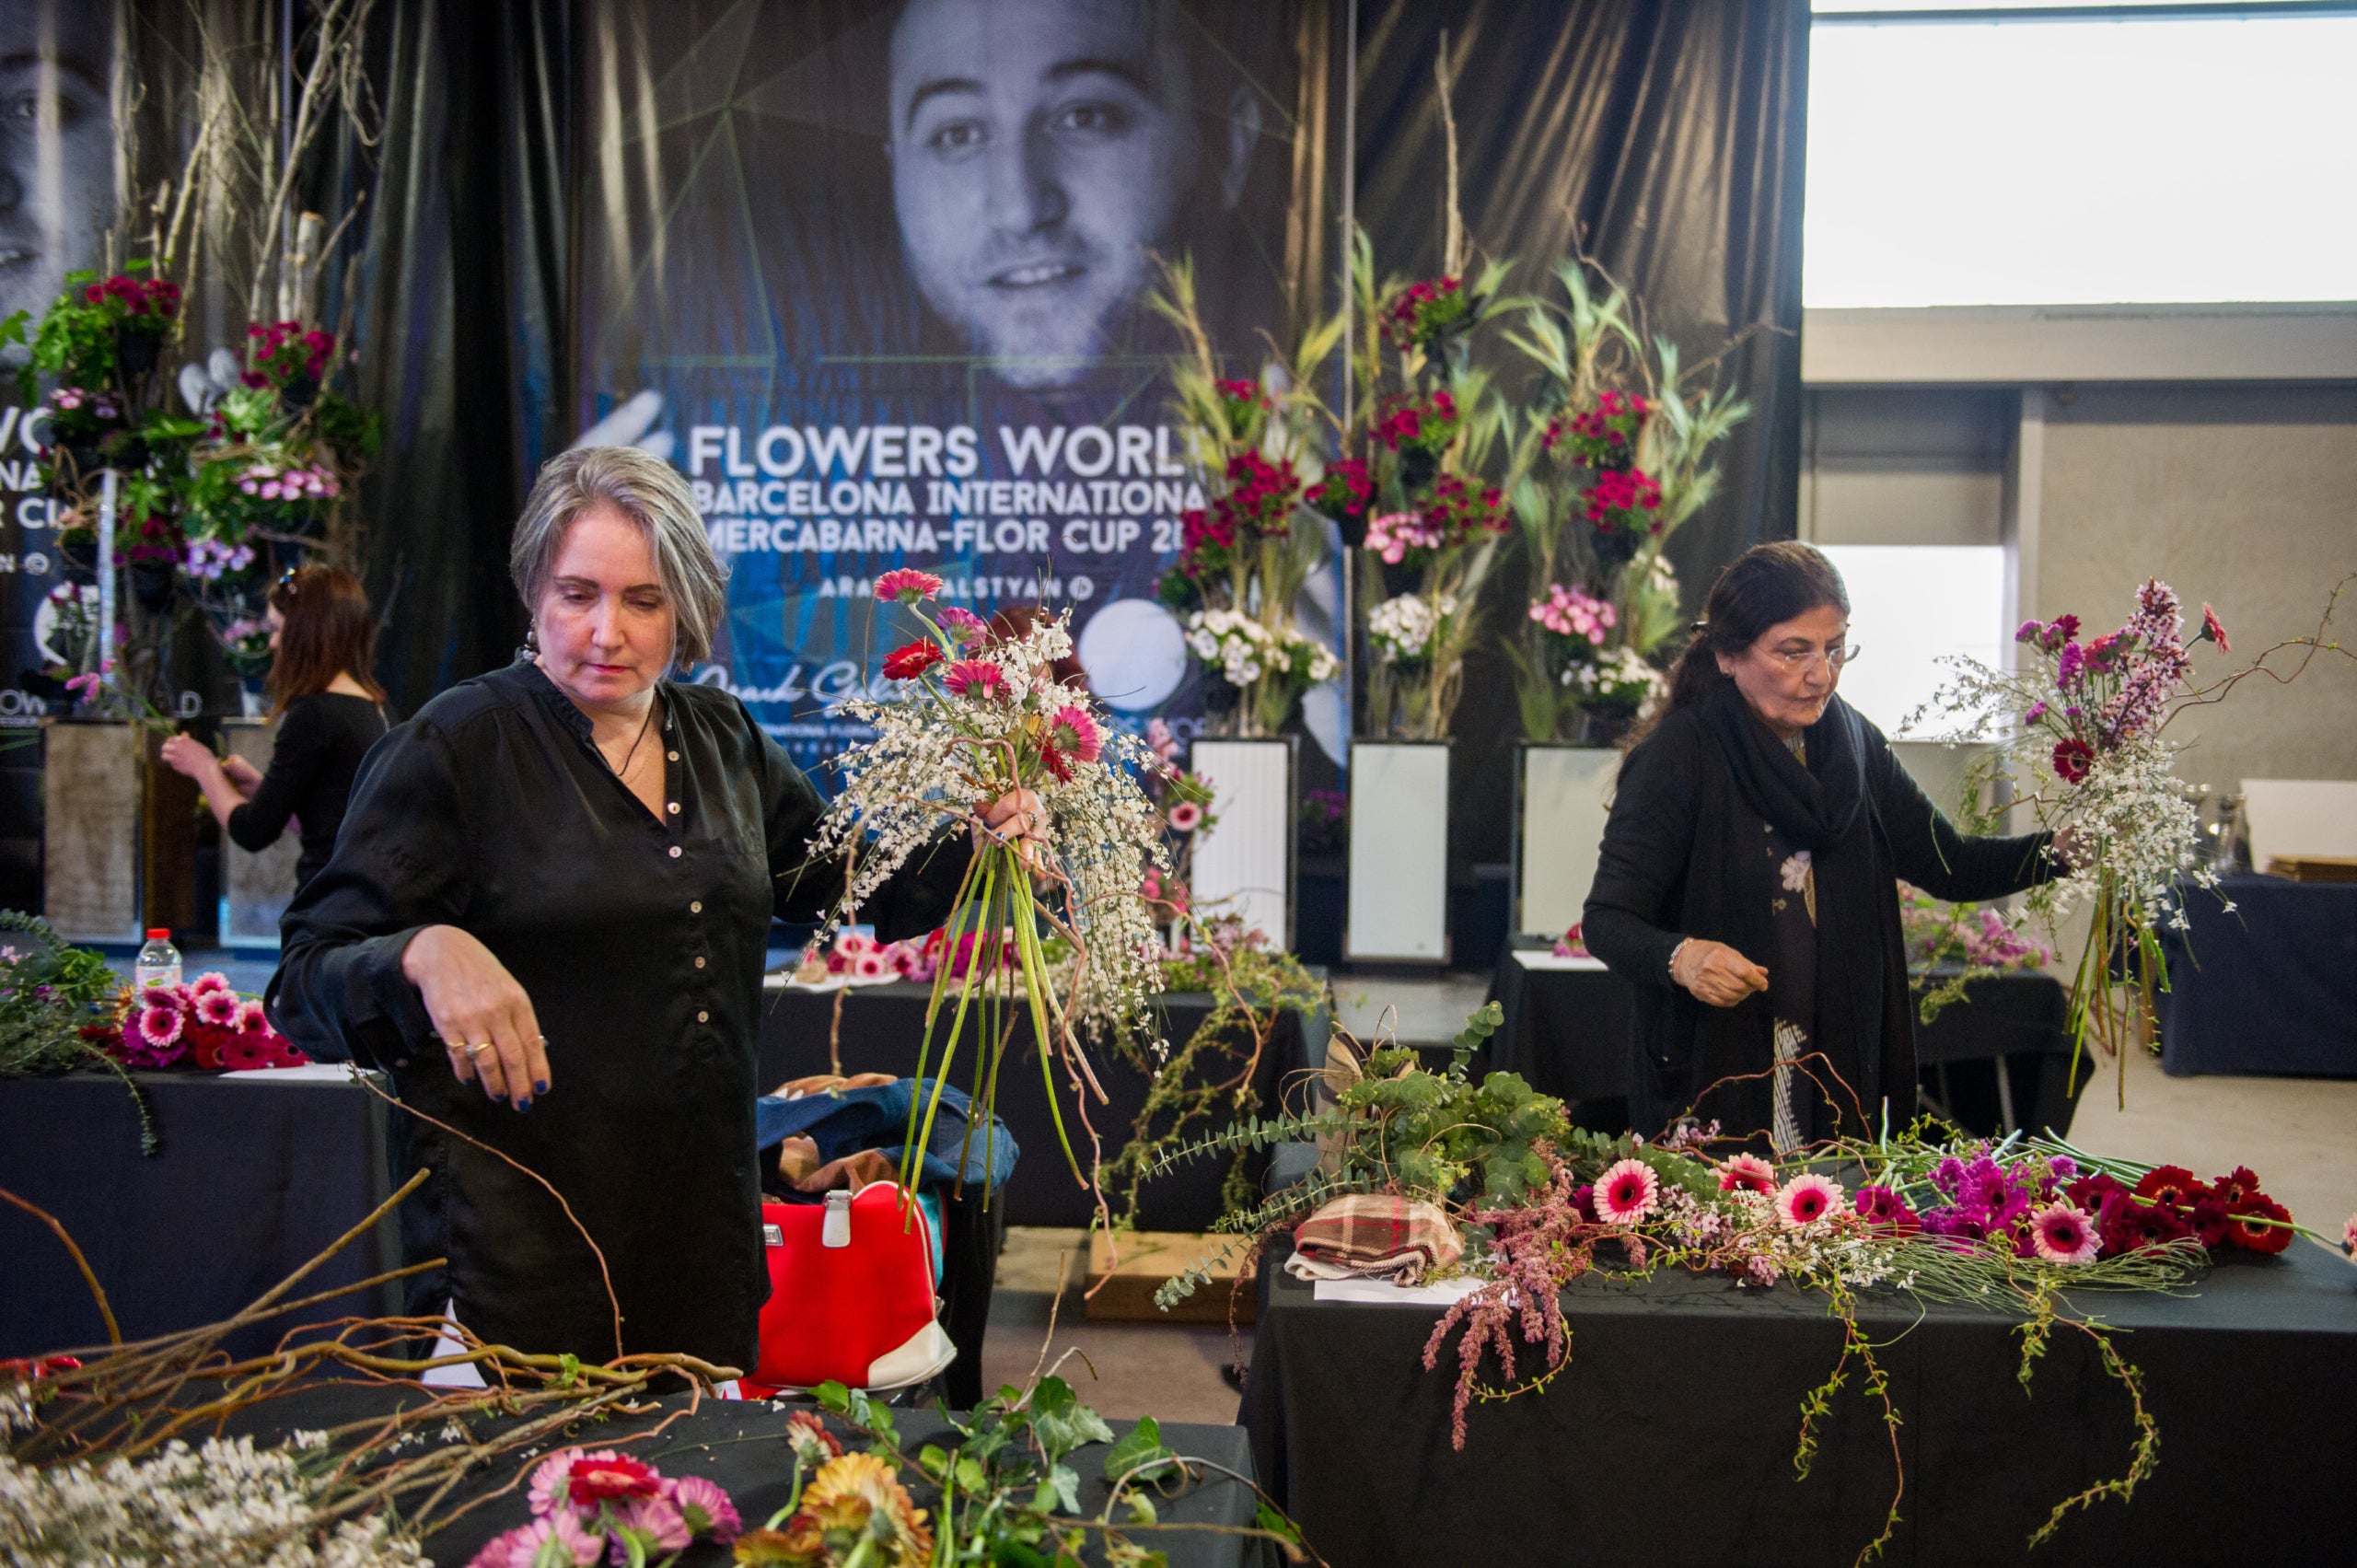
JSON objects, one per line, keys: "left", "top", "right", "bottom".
{"left": 1932, "top": 1156, "right": 1967, "bottom": 1196}
{"left": 2015, "top": 620, "right": 2045, "bottom": 645}
{"left": 2023, "top": 701, "right": 2048, "bottom": 725}
{"left": 2055, "top": 641, "right": 2085, "bottom": 690}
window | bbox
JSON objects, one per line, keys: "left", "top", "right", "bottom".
{"left": 1805, "top": 4, "right": 2357, "bottom": 307}
{"left": 1816, "top": 544, "right": 2007, "bottom": 739}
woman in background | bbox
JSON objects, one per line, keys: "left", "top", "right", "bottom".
{"left": 160, "top": 565, "right": 391, "bottom": 892}
{"left": 1584, "top": 542, "right": 2067, "bottom": 1152}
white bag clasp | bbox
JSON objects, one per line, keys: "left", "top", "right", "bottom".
{"left": 821, "top": 1188, "right": 853, "bottom": 1249}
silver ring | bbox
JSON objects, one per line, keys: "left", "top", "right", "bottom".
{"left": 465, "top": 1042, "right": 493, "bottom": 1057}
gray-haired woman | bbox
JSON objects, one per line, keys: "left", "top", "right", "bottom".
{"left": 270, "top": 447, "right": 1036, "bottom": 1372}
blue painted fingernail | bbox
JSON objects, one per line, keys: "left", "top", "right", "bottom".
{"left": 534, "top": 1080, "right": 549, "bottom": 1095}
{"left": 517, "top": 1098, "right": 532, "bottom": 1113}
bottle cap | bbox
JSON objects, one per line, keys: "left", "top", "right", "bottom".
{"left": 145, "top": 928, "right": 171, "bottom": 940}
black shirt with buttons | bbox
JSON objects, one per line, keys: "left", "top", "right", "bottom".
{"left": 267, "top": 654, "right": 971, "bottom": 1369}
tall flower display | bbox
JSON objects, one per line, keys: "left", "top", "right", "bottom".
{"left": 1149, "top": 260, "right": 1345, "bottom": 738}
{"left": 1341, "top": 226, "right": 1515, "bottom": 740}
{"left": 1914, "top": 577, "right": 2352, "bottom": 1101}
{"left": 1500, "top": 260, "right": 1751, "bottom": 743}
{"left": 811, "top": 572, "right": 1171, "bottom": 1199}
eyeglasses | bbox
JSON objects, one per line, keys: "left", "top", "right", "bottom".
{"left": 1761, "top": 642, "right": 1861, "bottom": 673}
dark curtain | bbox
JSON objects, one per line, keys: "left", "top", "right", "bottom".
{"left": 1353, "top": 0, "right": 1810, "bottom": 870}
{"left": 348, "top": 0, "right": 570, "bottom": 715}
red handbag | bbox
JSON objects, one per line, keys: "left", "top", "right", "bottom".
{"left": 745, "top": 1183, "right": 956, "bottom": 1395}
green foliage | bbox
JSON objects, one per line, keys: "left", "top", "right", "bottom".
{"left": 0, "top": 912, "right": 122, "bottom": 1076}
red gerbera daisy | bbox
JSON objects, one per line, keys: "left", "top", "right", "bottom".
{"left": 566, "top": 1450, "right": 662, "bottom": 1505}
{"left": 872, "top": 568, "right": 943, "bottom": 605}
{"left": 2211, "top": 1165, "right": 2262, "bottom": 1203}
{"left": 2199, "top": 602, "right": 2229, "bottom": 653}
{"left": 881, "top": 639, "right": 943, "bottom": 681}
{"left": 2132, "top": 1164, "right": 2206, "bottom": 1215}
{"left": 2051, "top": 737, "right": 2096, "bottom": 784}
{"left": 2223, "top": 1194, "right": 2294, "bottom": 1256}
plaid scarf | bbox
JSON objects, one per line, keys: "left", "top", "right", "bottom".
{"left": 1285, "top": 1194, "right": 1463, "bottom": 1283}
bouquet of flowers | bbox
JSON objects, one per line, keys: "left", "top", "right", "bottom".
{"left": 812, "top": 571, "right": 1171, "bottom": 1198}
{"left": 1912, "top": 576, "right": 2353, "bottom": 1099}
{"left": 0, "top": 912, "right": 122, "bottom": 1079}
{"left": 1898, "top": 880, "right": 2050, "bottom": 1024}
{"left": 100, "top": 970, "right": 310, "bottom": 1072}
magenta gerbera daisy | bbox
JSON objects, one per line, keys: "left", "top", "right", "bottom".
{"left": 188, "top": 970, "right": 232, "bottom": 997}
{"left": 938, "top": 605, "right": 990, "bottom": 645}
{"left": 236, "top": 999, "right": 269, "bottom": 1034}
{"left": 2341, "top": 1211, "right": 2355, "bottom": 1258}
{"left": 1774, "top": 1172, "right": 1844, "bottom": 1228}
{"left": 135, "top": 1004, "right": 183, "bottom": 1049}
{"left": 194, "top": 989, "right": 240, "bottom": 1028}
{"left": 1593, "top": 1158, "right": 1660, "bottom": 1225}
{"left": 138, "top": 985, "right": 180, "bottom": 1014}
{"left": 873, "top": 567, "right": 943, "bottom": 604}
{"left": 2029, "top": 1200, "right": 2101, "bottom": 1265}
{"left": 944, "top": 659, "right": 1007, "bottom": 701}
{"left": 1852, "top": 1182, "right": 1916, "bottom": 1229}
{"left": 1167, "top": 800, "right": 1202, "bottom": 832}
{"left": 1718, "top": 1152, "right": 1776, "bottom": 1194}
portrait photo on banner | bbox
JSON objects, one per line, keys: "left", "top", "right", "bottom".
{"left": 575, "top": 0, "right": 1335, "bottom": 773}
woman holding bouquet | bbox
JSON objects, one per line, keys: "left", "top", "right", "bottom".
{"left": 1585, "top": 542, "right": 2068, "bottom": 1153}
{"left": 270, "top": 446, "right": 1036, "bottom": 1372}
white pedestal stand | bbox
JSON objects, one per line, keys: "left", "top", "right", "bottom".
{"left": 1346, "top": 739, "right": 1451, "bottom": 963}
{"left": 1514, "top": 743, "right": 1622, "bottom": 940}
{"left": 1188, "top": 737, "right": 1297, "bottom": 950}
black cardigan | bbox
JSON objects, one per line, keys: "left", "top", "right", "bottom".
{"left": 1583, "top": 696, "right": 2053, "bottom": 1143}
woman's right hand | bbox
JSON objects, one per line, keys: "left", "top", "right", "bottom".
{"left": 157, "top": 734, "right": 219, "bottom": 783}
{"left": 401, "top": 924, "right": 551, "bottom": 1109}
{"left": 1672, "top": 938, "right": 1771, "bottom": 1008}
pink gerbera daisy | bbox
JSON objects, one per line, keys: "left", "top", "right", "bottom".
{"left": 188, "top": 970, "right": 232, "bottom": 996}
{"left": 853, "top": 953, "right": 889, "bottom": 980}
{"left": 2029, "top": 1200, "right": 2101, "bottom": 1265}
{"left": 1774, "top": 1172, "right": 1844, "bottom": 1228}
{"left": 194, "top": 989, "right": 240, "bottom": 1028}
{"left": 873, "top": 567, "right": 944, "bottom": 604}
{"left": 613, "top": 1495, "right": 691, "bottom": 1556}
{"left": 1167, "top": 800, "right": 1202, "bottom": 832}
{"left": 832, "top": 930, "right": 873, "bottom": 958}
{"left": 2341, "top": 1211, "right": 2355, "bottom": 1257}
{"left": 465, "top": 1511, "right": 600, "bottom": 1568}
{"left": 944, "top": 659, "right": 1007, "bottom": 701}
{"left": 136, "top": 1004, "right": 183, "bottom": 1049}
{"left": 1045, "top": 704, "right": 1101, "bottom": 765}
{"left": 1718, "top": 1152, "right": 1776, "bottom": 1194}
{"left": 666, "top": 1474, "right": 742, "bottom": 1542}
{"left": 1594, "top": 1158, "right": 1660, "bottom": 1225}
{"left": 236, "top": 999, "right": 269, "bottom": 1034}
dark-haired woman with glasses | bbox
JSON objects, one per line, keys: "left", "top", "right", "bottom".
{"left": 160, "top": 565, "right": 391, "bottom": 893}
{"left": 1584, "top": 541, "right": 2074, "bottom": 1153}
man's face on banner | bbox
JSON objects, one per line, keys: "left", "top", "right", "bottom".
{"left": 0, "top": 4, "right": 113, "bottom": 365}
{"left": 888, "top": 0, "right": 1201, "bottom": 390}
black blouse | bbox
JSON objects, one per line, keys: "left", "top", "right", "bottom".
{"left": 267, "top": 656, "right": 970, "bottom": 1370}
{"left": 227, "top": 691, "right": 390, "bottom": 889}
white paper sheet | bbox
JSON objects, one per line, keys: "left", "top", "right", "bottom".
{"left": 1312, "top": 1276, "right": 1489, "bottom": 1306}
{"left": 215, "top": 1063, "right": 366, "bottom": 1083}
{"left": 1514, "top": 950, "right": 1608, "bottom": 971}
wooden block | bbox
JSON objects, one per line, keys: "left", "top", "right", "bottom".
{"left": 2266, "top": 854, "right": 2357, "bottom": 884}
{"left": 1083, "top": 1229, "right": 1255, "bottom": 1325}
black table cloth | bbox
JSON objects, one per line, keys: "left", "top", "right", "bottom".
{"left": 2160, "top": 874, "right": 2357, "bottom": 1077}
{"left": 1485, "top": 942, "right": 2083, "bottom": 1136}
{"left": 225, "top": 1383, "right": 1262, "bottom": 1568}
{"left": 1244, "top": 1239, "right": 2357, "bottom": 1567}
{"left": 760, "top": 981, "right": 1326, "bottom": 1230}
{"left": 0, "top": 1070, "right": 397, "bottom": 1362}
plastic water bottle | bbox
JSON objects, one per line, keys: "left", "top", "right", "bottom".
{"left": 134, "top": 929, "right": 181, "bottom": 991}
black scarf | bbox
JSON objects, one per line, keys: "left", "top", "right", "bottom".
{"left": 1699, "top": 679, "right": 1904, "bottom": 1138}
{"left": 1701, "top": 679, "right": 1866, "bottom": 853}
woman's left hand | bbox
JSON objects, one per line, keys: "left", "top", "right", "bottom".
{"left": 2051, "top": 827, "right": 2084, "bottom": 873}
{"left": 975, "top": 787, "right": 1045, "bottom": 868}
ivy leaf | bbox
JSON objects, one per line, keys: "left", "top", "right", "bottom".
{"left": 1256, "top": 1499, "right": 1305, "bottom": 1546}
{"left": 1030, "top": 1376, "right": 1116, "bottom": 1464}
{"left": 1101, "top": 1415, "right": 1178, "bottom": 1486}
{"left": 1033, "top": 1461, "right": 1082, "bottom": 1516}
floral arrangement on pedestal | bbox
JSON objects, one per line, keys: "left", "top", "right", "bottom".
{"left": 1343, "top": 221, "right": 1516, "bottom": 740}
{"left": 1151, "top": 1005, "right": 2325, "bottom": 1564}
{"left": 1911, "top": 576, "right": 2354, "bottom": 1101}
{"left": 1500, "top": 259, "right": 1752, "bottom": 744}
{"left": 1150, "top": 261, "right": 1344, "bottom": 738}
{"left": 812, "top": 571, "right": 1170, "bottom": 1205}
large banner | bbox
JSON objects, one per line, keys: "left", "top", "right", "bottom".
{"left": 574, "top": 0, "right": 1334, "bottom": 774}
